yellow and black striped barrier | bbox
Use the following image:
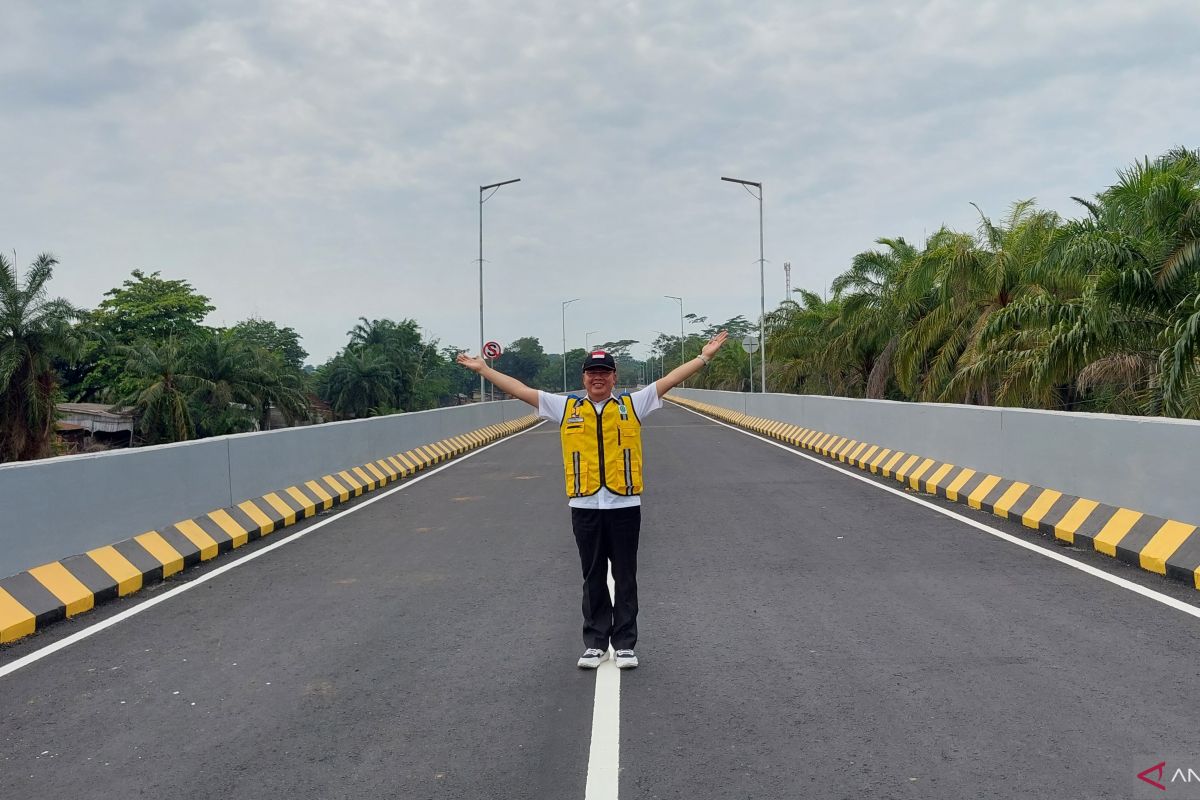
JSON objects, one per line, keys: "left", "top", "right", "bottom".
{"left": 0, "top": 414, "right": 539, "bottom": 644}
{"left": 670, "top": 396, "right": 1200, "bottom": 591}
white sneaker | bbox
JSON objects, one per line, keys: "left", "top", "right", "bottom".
{"left": 614, "top": 649, "right": 638, "bottom": 669}
{"left": 577, "top": 648, "right": 609, "bottom": 669}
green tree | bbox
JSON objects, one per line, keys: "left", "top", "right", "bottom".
{"left": 894, "top": 201, "right": 1060, "bottom": 404}
{"left": 345, "top": 317, "right": 426, "bottom": 409}
{"left": 0, "top": 253, "right": 84, "bottom": 461}
{"left": 74, "top": 270, "right": 215, "bottom": 401}
{"left": 980, "top": 149, "right": 1200, "bottom": 416}
{"left": 495, "top": 337, "right": 549, "bottom": 386}
{"left": 229, "top": 318, "right": 308, "bottom": 371}
{"left": 249, "top": 346, "right": 310, "bottom": 429}
{"left": 187, "top": 331, "right": 265, "bottom": 436}
{"left": 829, "top": 237, "right": 922, "bottom": 399}
{"left": 595, "top": 339, "right": 640, "bottom": 364}
{"left": 765, "top": 291, "right": 848, "bottom": 395}
{"left": 317, "top": 348, "right": 395, "bottom": 419}
{"left": 117, "top": 338, "right": 197, "bottom": 444}
{"left": 416, "top": 345, "right": 475, "bottom": 405}
{"left": 96, "top": 269, "right": 213, "bottom": 343}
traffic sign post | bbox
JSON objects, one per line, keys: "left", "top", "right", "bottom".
{"left": 482, "top": 342, "right": 503, "bottom": 401}
{"left": 742, "top": 334, "right": 759, "bottom": 393}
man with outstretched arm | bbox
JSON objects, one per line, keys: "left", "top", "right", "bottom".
{"left": 456, "top": 331, "right": 720, "bottom": 671}
{"left": 457, "top": 331, "right": 728, "bottom": 669}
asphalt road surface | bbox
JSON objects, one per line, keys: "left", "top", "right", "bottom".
{"left": 3, "top": 402, "right": 1199, "bottom": 799}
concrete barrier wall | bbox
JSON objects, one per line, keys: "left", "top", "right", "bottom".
{"left": 670, "top": 389, "right": 1200, "bottom": 527}
{"left": 0, "top": 400, "right": 528, "bottom": 578}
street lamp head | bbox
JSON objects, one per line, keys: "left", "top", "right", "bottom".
{"left": 721, "top": 176, "right": 761, "bottom": 188}
{"left": 481, "top": 178, "right": 521, "bottom": 192}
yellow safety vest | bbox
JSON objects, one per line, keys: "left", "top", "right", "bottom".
{"left": 560, "top": 394, "right": 643, "bottom": 498}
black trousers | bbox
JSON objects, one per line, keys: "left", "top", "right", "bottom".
{"left": 571, "top": 506, "right": 641, "bottom": 651}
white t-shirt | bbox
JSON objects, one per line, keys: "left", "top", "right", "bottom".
{"left": 537, "top": 384, "right": 664, "bottom": 509}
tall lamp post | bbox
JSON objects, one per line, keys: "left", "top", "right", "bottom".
{"left": 479, "top": 177, "right": 520, "bottom": 401}
{"left": 721, "top": 176, "right": 766, "bottom": 393}
{"left": 585, "top": 330, "right": 599, "bottom": 351}
{"left": 664, "top": 295, "right": 685, "bottom": 387}
{"left": 561, "top": 298, "right": 581, "bottom": 392}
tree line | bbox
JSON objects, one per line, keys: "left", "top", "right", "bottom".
{"left": 686, "top": 147, "right": 1200, "bottom": 419}
{"left": 0, "top": 266, "right": 483, "bottom": 462}
{"left": 3, "top": 146, "right": 1196, "bottom": 463}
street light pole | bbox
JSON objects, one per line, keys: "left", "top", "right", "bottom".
{"left": 479, "top": 177, "right": 520, "bottom": 401}
{"left": 562, "top": 298, "right": 580, "bottom": 392}
{"left": 721, "top": 176, "right": 766, "bottom": 393}
{"left": 664, "top": 295, "right": 684, "bottom": 386}
{"left": 585, "top": 330, "right": 599, "bottom": 352}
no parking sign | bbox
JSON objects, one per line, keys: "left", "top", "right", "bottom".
{"left": 483, "top": 341, "right": 503, "bottom": 359}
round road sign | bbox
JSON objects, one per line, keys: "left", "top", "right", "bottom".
{"left": 483, "top": 341, "right": 503, "bottom": 359}
{"left": 741, "top": 334, "right": 760, "bottom": 354}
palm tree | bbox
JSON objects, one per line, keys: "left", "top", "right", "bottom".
{"left": 187, "top": 331, "right": 265, "bottom": 436}
{"left": 766, "top": 290, "right": 849, "bottom": 395}
{"left": 895, "top": 201, "right": 1060, "bottom": 405}
{"left": 320, "top": 348, "right": 394, "bottom": 419}
{"left": 830, "top": 237, "right": 922, "bottom": 399}
{"left": 117, "top": 338, "right": 196, "bottom": 444}
{"left": 0, "top": 253, "right": 83, "bottom": 461}
{"left": 347, "top": 317, "right": 423, "bottom": 408}
{"left": 988, "top": 149, "right": 1200, "bottom": 416}
{"left": 251, "top": 348, "right": 309, "bottom": 430}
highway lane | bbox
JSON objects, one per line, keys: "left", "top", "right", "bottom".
{"left": 627, "top": 405, "right": 1200, "bottom": 799}
{"left": 3, "top": 402, "right": 1200, "bottom": 799}
{"left": 0, "top": 422, "right": 594, "bottom": 799}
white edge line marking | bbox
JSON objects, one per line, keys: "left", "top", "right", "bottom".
{"left": 670, "top": 401, "right": 1200, "bottom": 621}
{"left": 585, "top": 563, "right": 621, "bottom": 799}
{"left": 0, "top": 419, "right": 547, "bottom": 679}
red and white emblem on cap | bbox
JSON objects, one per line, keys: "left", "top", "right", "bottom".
{"left": 590, "top": 350, "right": 606, "bottom": 358}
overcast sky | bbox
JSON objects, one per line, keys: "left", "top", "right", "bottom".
{"left": 3, "top": 1, "right": 1198, "bottom": 363}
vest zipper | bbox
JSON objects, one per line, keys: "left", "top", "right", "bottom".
{"left": 595, "top": 400, "right": 607, "bottom": 491}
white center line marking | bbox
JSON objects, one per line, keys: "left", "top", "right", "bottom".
{"left": 584, "top": 563, "right": 621, "bottom": 799}
{"left": 0, "top": 420, "right": 545, "bottom": 680}
{"left": 670, "top": 401, "right": 1200, "bottom": 621}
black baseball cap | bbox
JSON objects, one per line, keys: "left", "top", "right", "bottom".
{"left": 582, "top": 350, "right": 617, "bottom": 371}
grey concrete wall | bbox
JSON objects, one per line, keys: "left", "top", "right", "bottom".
{"left": 226, "top": 400, "right": 527, "bottom": 500}
{"left": 0, "top": 400, "right": 530, "bottom": 578}
{"left": 671, "top": 389, "right": 1200, "bottom": 526}
{"left": 0, "top": 439, "right": 233, "bottom": 580}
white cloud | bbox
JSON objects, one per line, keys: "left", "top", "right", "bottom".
{"left": 1, "top": 0, "right": 1198, "bottom": 362}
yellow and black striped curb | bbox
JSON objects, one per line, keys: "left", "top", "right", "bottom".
{"left": 670, "top": 396, "right": 1200, "bottom": 591}
{"left": 0, "top": 415, "right": 539, "bottom": 644}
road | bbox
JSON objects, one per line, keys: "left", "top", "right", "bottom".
{"left": 2, "top": 402, "right": 1199, "bottom": 799}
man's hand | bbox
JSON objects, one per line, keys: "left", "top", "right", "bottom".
{"left": 456, "top": 353, "right": 486, "bottom": 373}
{"left": 702, "top": 330, "right": 729, "bottom": 358}
{"left": 654, "top": 329, "right": 731, "bottom": 398}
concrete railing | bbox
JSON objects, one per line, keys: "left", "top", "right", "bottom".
{"left": 670, "top": 388, "right": 1200, "bottom": 527}
{"left": 0, "top": 400, "right": 529, "bottom": 578}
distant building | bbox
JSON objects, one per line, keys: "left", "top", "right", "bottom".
{"left": 56, "top": 403, "right": 136, "bottom": 450}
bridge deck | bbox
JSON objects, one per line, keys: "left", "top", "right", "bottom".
{"left": 2, "top": 403, "right": 1198, "bottom": 798}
